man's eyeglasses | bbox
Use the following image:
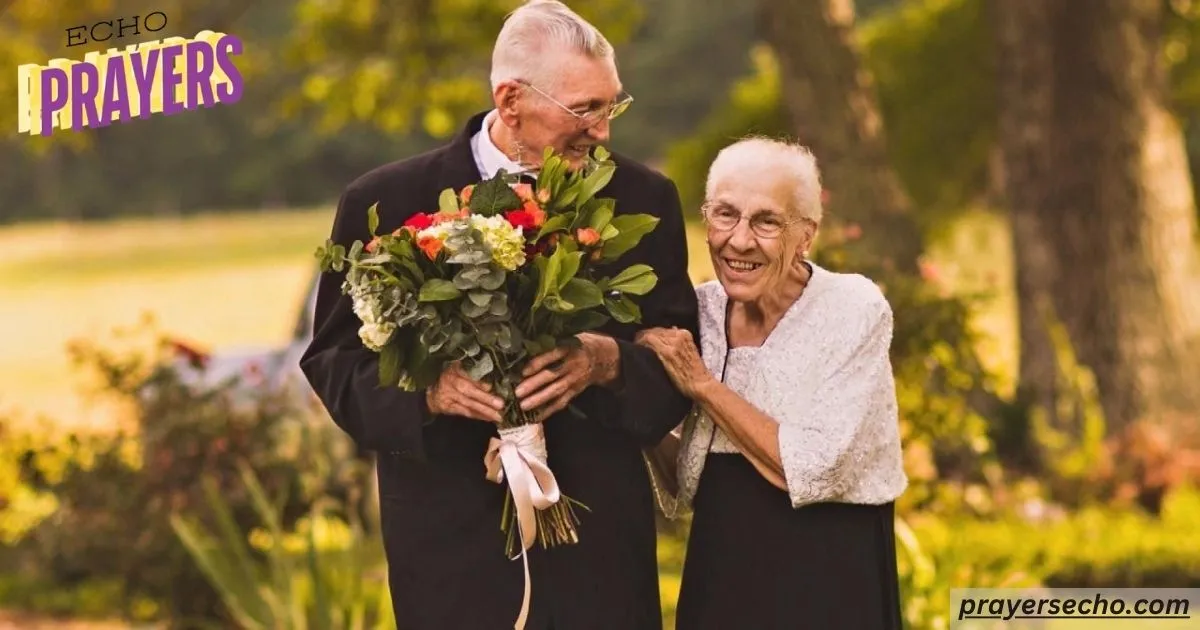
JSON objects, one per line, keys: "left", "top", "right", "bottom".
{"left": 701, "top": 201, "right": 807, "bottom": 239}
{"left": 517, "top": 80, "right": 633, "bottom": 128}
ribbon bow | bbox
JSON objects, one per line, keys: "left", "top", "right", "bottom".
{"left": 483, "top": 424, "right": 562, "bottom": 630}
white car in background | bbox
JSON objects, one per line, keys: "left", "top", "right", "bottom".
{"left": 162, "top": 272, "right": 320, "bottom": 408}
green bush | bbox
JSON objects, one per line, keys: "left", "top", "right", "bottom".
{"left": 0, "top": 320, "right": 372, "bottom": 625}
{"left": 171, "top": 462, "right": 394, "bottom": 630}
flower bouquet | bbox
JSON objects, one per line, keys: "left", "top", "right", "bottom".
{"left": 314, "top": 146, "right": 660, "bottom": 558}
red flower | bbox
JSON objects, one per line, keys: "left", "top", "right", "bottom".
{"left": 404, "top": 213, "right": 434, "bottom": 231}
{"left": 168, "top": 339, "right": 210, "bottom": 370}
{"left": 505, "top": 209, "right": 540, "bottom": 232}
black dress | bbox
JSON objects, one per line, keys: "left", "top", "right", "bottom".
{"left": 675, "top": 453, "right": 904, "bottom": 630}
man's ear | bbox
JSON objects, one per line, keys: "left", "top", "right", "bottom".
{"left": 495, "top": 82, "right": 523, "bottom": 125}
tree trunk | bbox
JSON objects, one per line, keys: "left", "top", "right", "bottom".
{"left": 759, "top": 0, "right": 923, "bottom": 274}
{"left": 1043, "top": 0, "right": 1200, "bottom": 430}
{"left": 991, "top": 0, "right": 1064, "bottom": 438}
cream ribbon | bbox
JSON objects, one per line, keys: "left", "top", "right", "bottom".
{"left": 483, "top": 424, "right": 562, "bottom": 630}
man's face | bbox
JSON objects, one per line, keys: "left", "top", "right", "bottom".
{"left": 513, "top": 52, "right": 624, "bottom": 171}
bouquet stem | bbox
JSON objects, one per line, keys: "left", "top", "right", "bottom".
{"left": 492, "top": 374, "right": 590, "bottom": 557}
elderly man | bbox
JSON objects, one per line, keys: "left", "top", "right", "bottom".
{"left": 299, "top": 1, "right": 698, "bottom": 629}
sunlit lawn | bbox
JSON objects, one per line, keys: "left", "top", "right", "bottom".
{"left": 0, "top": 206, "right": 1013, "bottom": 430}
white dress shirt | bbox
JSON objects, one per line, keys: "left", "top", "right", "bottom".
{"left": 470, "top": 110, "right": 535, "bottom": 180}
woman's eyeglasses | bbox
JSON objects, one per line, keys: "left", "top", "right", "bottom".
{"left": 701, "top": 202, "right": 807, "bottom": 239}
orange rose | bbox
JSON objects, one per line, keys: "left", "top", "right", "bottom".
{"left": 365, "top": 236, "right": 382, "bottom": 253}
{"left": 512, "top": 182, "right": 535, "bottom": 202}
{"left": 461, "top": 184, "right": 475, "bottom": 204}
{"left": 576, "top": 227, "right": 600, "bottom": 246}
{"left": 523, "top": 201, "right": 546, "bottom": 227}
{"left": 417, "top": 235, "right": 444, "bottom": 260}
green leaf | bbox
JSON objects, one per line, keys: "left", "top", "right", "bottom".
{"left": 576, "top": 164, "right": 615, "bottom": 206}
{"left": 601, "top": 214, "right": 660, "bottom": 260}
{"left": 535, "top": 250, "right": 562, "bottom": 307}
{"left": 600, "top": 224, "right": 619, "bottom": 240}
{"left": 587, "top": 199, "right": 616, "bottom": 233}
{"left": 469, "top": 173, "right": 523, "bottom": 216}
{"left": 556, "top": 250, "right": 584, "bottom": 291}
{"left": 537, "top": 214, "right": 572, "bottom": 240}
{"left": 438, "top": 188, "right": 459, "bottom": 214}
{"left": 559, "top": 278, "right": 604, "bottom": 310}
{"left": 567, "top": 309, "right": 610, "bottom": 332}
{"left": 604, "top": 264, "right": 659, "bottom": 296}
{"left": 544, "top": 295, "right": 573, "bottom": 313}
{"left": 368, "top": 203, "right": 380, "bottom": 236}
{"left": 605, "top": 295, "right": 642, "bottom": 324}
{"left": 378, "top": 343, "right": 404, "bottom": 387}
{"left": 419, "top": 279, "right": 462, "bottom": 302}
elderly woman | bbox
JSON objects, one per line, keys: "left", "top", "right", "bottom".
{"left": 637, "top": 137, "right": 907, "bottom": 630}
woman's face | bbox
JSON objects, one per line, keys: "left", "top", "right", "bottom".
{"left": 704, "top": 171, "right": 811, "bottom": 303}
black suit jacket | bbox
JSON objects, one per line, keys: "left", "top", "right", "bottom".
{"left": 300, "top": 112, "right": 699, "bottom": 630}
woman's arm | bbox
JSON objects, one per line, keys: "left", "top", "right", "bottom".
{"left": 692, "top": 379, "right": 789, "bottom": 490}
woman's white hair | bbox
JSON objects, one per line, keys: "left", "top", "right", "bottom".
{"left": 490, "top": 0, "right": 614, "bottom": 91}
{"left": 705, "top": 136, "right": 824, "bottom": 224}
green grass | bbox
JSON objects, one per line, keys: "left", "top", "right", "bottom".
{"left": 0, "top": 206, "right": 1014, "bottom": 430}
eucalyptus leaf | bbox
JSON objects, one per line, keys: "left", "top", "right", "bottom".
{"left": 480, "top": 267, "right": 506, "bottom": 291}
{"left": 419, "top": 279, "right": 462, "bottom": 302}
{"left": 466, "top": 353, "right": 494, "bottom": 380}
{"left": 489, "top": 299, "right": 510, "bottom": 317}
{"left": 461, "top": 300, "right": 489, "bottom": 318}
{"left": 468, "top": 291, "right": 492, "bottom": 307}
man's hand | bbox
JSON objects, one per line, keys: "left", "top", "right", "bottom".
{"left": 425, "top": 362, "right": 505, "bottom": 423}
{"left": 515, "top": 333, "right": 619, "bottom": 422}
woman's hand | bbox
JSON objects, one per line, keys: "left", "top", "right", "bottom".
{"left": 635, "top": 327, "right": 714, "bottom": 399}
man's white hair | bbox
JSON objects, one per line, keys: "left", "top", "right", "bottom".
{"left": 490, "top": 0, "right": 614, "bottom": 91}
{"left": 705, "top": 136, "right": 824, "bottom": 224}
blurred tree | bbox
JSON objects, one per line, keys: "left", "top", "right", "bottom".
{"left": 990, "top": 0, "right": 1064, "bottom": 446}
{"left": 279, "top": 0, "right": 643, "bottom": 138}
{"left": 759, "top": 0, "right": 924, "bottom": 273}
{"left": 997, "top": 0, "right": 1200, "bottom": 432}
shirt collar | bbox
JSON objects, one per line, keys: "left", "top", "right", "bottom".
{"left": 470, "top": 110, "right": 534, "bottom": 180}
